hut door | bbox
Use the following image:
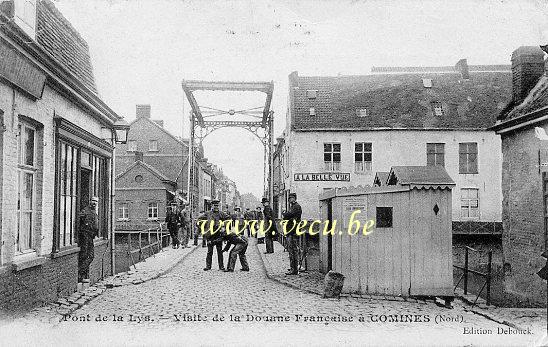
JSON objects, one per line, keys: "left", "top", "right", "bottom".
{"left": 327, "top": 199, "right": 333, "bottom": 271}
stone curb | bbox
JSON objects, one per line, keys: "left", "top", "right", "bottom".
{"left": 24, "top": 245, "right": 200, "bottom": 325}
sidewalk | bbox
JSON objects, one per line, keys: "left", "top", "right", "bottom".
{"left": 258, "top": 240, "right": 547, "bottom": 335}
{"left": 11, "top": 243, "right": 199, "bottom": 325}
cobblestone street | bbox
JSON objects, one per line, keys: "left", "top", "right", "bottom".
{"left": 0, "top": 240, "right": 533, "bottom": 346}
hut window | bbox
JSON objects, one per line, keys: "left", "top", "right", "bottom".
{"left": 324, "top": 143, "right": 341, "bottom": 171}
{"left": 460, "top": 188, "right": 479, "bottom": 219}
{"left": 426, "top": 143, "right": 445, "bottom": 167}
{"left": 376, "top": 207, "right": 393, "bottom": 228}
{"left": 459, "top": 142, "right": 478, "bottom": 174}
{"left": 354, "top": 142, "right": 372, "bottom": 172}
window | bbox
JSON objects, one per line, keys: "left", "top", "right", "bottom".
{"left": 148, "top": 140, "right": 158, "bottom": 152}
{"left": 58, "top": 141, "right": 78, "bottom": 248}
{"left": 354, "top": 142, "right": 372, "bottom": 172}
{"left": 118, "top": 202, "right": 129, "bottom": 220}
{"left": 324, "top": 143, "right": 341, "bottom": 171}
{"left": 432, "top": 102, "right": 443, "bottom": 116}
{"left": 356, "top": 109, "right": 367, "bottom": 117}
{"left": 422, "top": 78, "right": 432, "bottom": 88}
{"left": 309, "top": 107, "right": 316, "bottom": 116}
{"left": 17, "top": 122, "right": 36, "bottom": 253}
{"left": 127, "top": 140, "right": 136, "bottom": 152}
{"left": 306, "top": 90, "right": 317, "bottom": 99}
{"left": 376, "top": 207, "right": 393, "bottom": 228}
{"left": 461, "top": 188, "right": 479, "bottom": 219}
{"left": 426, "top": 143, "right": 445, "bottom": 167}
{"left": 148, "top": 202, "right": 159, "bottom": 219}
{"left": 459, "top": 142, "right": 478, "bottom": 174}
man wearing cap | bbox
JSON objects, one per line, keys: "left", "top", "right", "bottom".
{"left": 262, "top": 197, "right": 277, "bottom": 254}
{"left": 222, "top": 230, "right": 249, "bottom": 272}
{"left": 166, "top": 205, "right": 180, "bottom": 249}
{"left": 231, "top": 207, "right": 245, "bottom": 235}
{"left": 78, "top": 196, "right": 99, "bottom": 282}
{"left": 197, "top": 199, "right": 229, "bottom": 271}
{"left": 282, "top": 192, "right": 302, "bottom": 275}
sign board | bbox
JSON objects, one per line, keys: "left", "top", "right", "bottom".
{"left": 294, "top": 172, "right": 350, "bottom": 182}
{"left": 0, "top": 40, "right": 46, "bottom": 99}
{"left": 341, "top": 196, "right": 367, "bottom": 229}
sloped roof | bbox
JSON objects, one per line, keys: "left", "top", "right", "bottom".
{"left": 387, "top": 166, "right": 455, "bottom": 187}
{"left": 115, "top": 160, "right": 173, "bottom": 183}
{"left": 498, "top": 75, "right": 548, "bottom": 122}
{"left": 129, "top": 116, "right": 190, "bottom": 149}
{"left": 290, "top": 68, "right": 511, "bottom": 131}
{"left": 36, "top": 0, "right": 97, "bottom": 93}
{"left": 373, "top": 172, "right": 389, "bottom": 186}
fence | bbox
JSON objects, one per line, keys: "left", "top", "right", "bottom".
{"left": 453, "top": 245, "right": 493, "bottom": 306}
{"left": 114, "top": 223, "right": 170, "bottom": 272}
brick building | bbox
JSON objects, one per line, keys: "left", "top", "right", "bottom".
{"left": 492, "top": 46, "right": 548, "bottom": 306}
{"left": 281, "top": 63, "right": 511, "bottom": 234}
{"left": 0, "top": 0, "right": 123, "bottom": 312}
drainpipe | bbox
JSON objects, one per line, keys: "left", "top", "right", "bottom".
{"left": 110, "top": 129, "right": 116, "bottom": 275}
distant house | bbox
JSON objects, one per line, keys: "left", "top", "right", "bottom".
{"left": 0, "top": 0, "right": 124, "bottom": 311}
{"left": 492, "top": 46, "right": 548, "bottom": 306}
{"left": 373, "top": 172, "right": 389, "bottom": 187}
{"left": 282, "top": 61, "right": 511, "bottom": 235}
{"left": 115, "top": 159, "right": 177, "bottom": 231}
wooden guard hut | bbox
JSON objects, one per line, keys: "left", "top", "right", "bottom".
{"left": 318, "top": 166, "right": 455, "bottom": 297}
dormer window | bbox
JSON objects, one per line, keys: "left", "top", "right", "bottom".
{"left": 306, "top": 90, "right": 317, "bottom": 99}
{"left": 356, "top": 109, "right": 367, "bottom": 117}
{"left": 422, "top": 78, "right": 433, "bottom": 88}
{"left": 309, "top": 107, "right": 316, "bottom": 116}
{"left": 432, "top": 102, "right": 443, "bottom": 116}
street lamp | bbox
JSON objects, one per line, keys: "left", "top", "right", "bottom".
{"left": 113, "top": 119, "right": 130, "bottom": 144}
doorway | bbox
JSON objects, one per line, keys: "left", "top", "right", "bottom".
{"left": 80, "top": 168, "right": 92, "bottom": 211}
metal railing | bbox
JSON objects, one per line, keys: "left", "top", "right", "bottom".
{"left": 116, "top": 223, "right": 170, "bottom": 271}
{"left": 453, "top": 245, "right": 492, "bottom": 306}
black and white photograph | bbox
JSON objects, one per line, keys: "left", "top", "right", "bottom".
{"left": 0, "top": 0, "right": 548, "bottom": 345}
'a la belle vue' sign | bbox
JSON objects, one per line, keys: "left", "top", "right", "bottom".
{"left": 294, "top": 173, "right": 351, "bottom": 182}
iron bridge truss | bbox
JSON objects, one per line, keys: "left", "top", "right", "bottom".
{"left": 181, "top": 80, "right": 275, "bottom": 216}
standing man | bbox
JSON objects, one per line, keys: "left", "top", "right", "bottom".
{"left": 262, "top": 197, "right": 277, "bottom": 254}
{"left": 282, "top": 192, "right": 302, "bottom": 275}
{"left": 243, "top": 208, "right": 253, "bottom": 237}
{"left": 166, "top": 205, "right": 180, "bottom": 249}
{"left": 231, "top": 207, "right": 245, "bottom": 235}
{"left": 197, "top": 199, "right": 229, "bottom": 271}
{"left": 178, "top": 203, "right": 190, "bottom": 248}
{"left": 78, "top": 196, "right": 99, "bottom": 282}
{"left": 255, "top": 206, "right": 264, "bottom": 244}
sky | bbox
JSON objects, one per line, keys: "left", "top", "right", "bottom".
{"left": 54, "top": 0, "right": 548, "bottom": 197}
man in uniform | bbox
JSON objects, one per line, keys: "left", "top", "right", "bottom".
{"left": 197, "top": 200, "right": 229, "bottom": 271}
{"left": 78, "top": 196, "right": 99, "bottom": 282}
{"left": 231, "top": 206, "right": 245, "bottom": 235}
{"left": 222, "top": 230, "right": 249, "bottom": 272}
{"left": 282, "top": 192, "right": 302, "bottom": 275}
{"left": 243, "top": 208, "right": 253, "bottom": 237}
{"left": 166, "top": 205, "right": 180, "bottom": 248}
{"left": 262, "top": 197, "right": 277, "bottom": 254}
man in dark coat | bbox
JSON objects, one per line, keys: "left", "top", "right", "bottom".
{"left": 197, "top": 200, "right": 229, "bottom": 271}
{"left": 262, "top": 197, "right": 277, "bottom": 254}
{"left": 222, "top": 231, "right": 249, "bottom": 272}
{"left": 178, "top": 204, "right": 190, "bottom": 248}
{"left": 282, "top": 192, "right": 302, "bottom": 275}
{"left": 166, "top": 205, "right": 180, "bottom": 248}
{"left": 78, "top": 196, "right": 99, "bottom": 282}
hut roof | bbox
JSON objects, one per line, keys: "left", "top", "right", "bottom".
{"left": 387, "top": 166, "right": 455, "bottom": 188}
{"left": 373, "top": 172, "right": 390, "bottom": 186}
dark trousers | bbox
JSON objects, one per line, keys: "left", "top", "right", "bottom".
{"left": 287, "top": 235, "right": 299, "bottom": 274}
{"left": 227, "top": 243, "right": 249, "bottom": 271}
{"left": 169, "top": 225, "right": 179, "bottom": 247}
{"left": 78, "top": 234, "right": 95, "bottom": 282}
{"left": 206, "top": 241, "right": 224, "bottom": 269}
{"left": 265, "top": 235, "right": 274, "bottom": 253}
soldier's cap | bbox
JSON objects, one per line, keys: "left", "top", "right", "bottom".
{"left": 261, "top": 197, "right": 269, "bottom": 203}
{"left": 91, "top": 196, "right": 99, "bottom": 203}
{"left": 288, "top": 192, "right": 297, "bottom": 199}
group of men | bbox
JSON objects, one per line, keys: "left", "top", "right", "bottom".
{"left": 197, "top": 192, "right": 302, "bottom": 276}
{"left": 198, "top": 197, "right": 279, "bottom": 272}
{"left": 165, "top": 204, "right": 191, "bottom": 249}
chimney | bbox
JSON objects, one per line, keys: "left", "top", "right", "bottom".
{"left": 153, "top": 120, "right": 164, "bottom": 127}
{"left": 134, "top": 151, "right": 143, "bottom": 162}
{"left": 455, "top": 59, "right": 469, "bottom": 80}
{"left": 136, "top": 104, "right": 151, "bottom": 119}
{"left": 511, "top": 46, "right": 545, "bottom": 104}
